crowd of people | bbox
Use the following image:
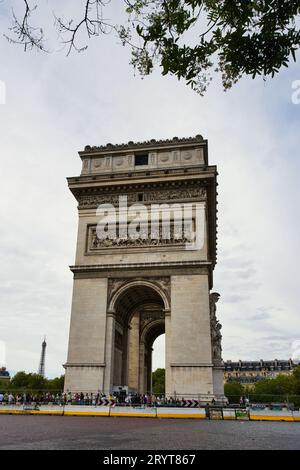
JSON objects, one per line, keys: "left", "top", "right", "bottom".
{"left": 0, "top": 391, "right": 294, "bottom": 411}
{"left": 239, "top": 396, "right": 250, "bottom": 406}
{"left": 0, "top": 391, "right": 66, "bottom": 406}
{"left": 0, "top": 391, "right": 210, "bottom": 407}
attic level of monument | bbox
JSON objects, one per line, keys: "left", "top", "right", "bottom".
{"left": 77, "top": 135, "right": 209, "bottom": 177}
{"left": 68, "top": 136, "right": 218, "bottom": 266}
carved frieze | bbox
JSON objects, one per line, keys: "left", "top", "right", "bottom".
{"left": 107, "top": 279, "right": 126, "bottom": 305}
{"left": 143, "top": 187, "right": 206, "bottom": 202}
{"left": 88, "top": 223, "right": 193, "bottom": 250}
{"left": 152, "top": 276, "right": 171, "bottom": 307}
{"left": 79, "top": 193, "right": 138, "bottom": 208}
{"left": 78, "top": 186, "right": 206, "bottom": 209}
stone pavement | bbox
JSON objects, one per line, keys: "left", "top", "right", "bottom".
{"left": 0, "top": 415, "right": 300, "bottom": 450}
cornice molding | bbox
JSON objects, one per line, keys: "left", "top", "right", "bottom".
{"left": 70, "top": 260, "right": 212, "bottom": 274}
{"left": 67, "top": 166, "right": 216, "bottom": 188}
{"left": 170, "top": 363, "right": 214, "bottom": 367}
{"left": 63, "top": 362, "right": 105, "bottom": 368}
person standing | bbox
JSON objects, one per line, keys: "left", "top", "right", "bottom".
{"left": 8, "top": 393, "right": 14, "bottom": 405}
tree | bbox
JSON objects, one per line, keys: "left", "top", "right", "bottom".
{"left": 0, "top": 379, "right": 10, "bottom": 391}
{"left": 152, "top": 368, "right": 165, "bottom": 394}
{"left": 7, "top": 371, "right": 64, "bottom": 392}
{"left": 248, "top": 373, "right": 297, "bottom": 404}
{"left": 10, "top": 371, "right": 30, "bottom": 389}
{"left": 26, "top": 373, "right": 48, "bottom": 390}
{"left": 291, "top": 365, "right": 300, "bottom": 394}
{"left": 10, "top": 372, "right": 47, "bottom": 390}
{"left": 224, "top": 381, "right": 244, "bottom": 403}
{"left": 5, "top": 1, "right": 300, "bottom": 94}
{"left": 47, "top": 375, "right": 65, "bottom": 391}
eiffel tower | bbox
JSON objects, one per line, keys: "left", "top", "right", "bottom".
{"left": 38, "top": 337, "right": 47, "bottom": 377}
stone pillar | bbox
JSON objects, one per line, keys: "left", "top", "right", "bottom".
{"left": 144, "top": 350, "right": 148, "bottom": 394}
{"left": 121, "top": 327, "right": 129, "bottom": 385}
{"left": 146, "top": 347, "right": 153, "bottom": 394}
{"left": 64, "top": 277, "right": 108, "bottom": 393}
{"left": 165, "top": 310, "right": 172, "bottom": 397}
{"left": 128, "top": 312, "right": 140, "bottom": 391}
{"left": 212, "top": 366, "right": 225, "bottom": 397}
{"left": 103, "top": 312, "right": 116, "bottom": 394}
{"left": 169, "top": 275, "right": 214, "bottom": 397}
{"left": 139, "top": 341, "right": 145, "bottom": 393}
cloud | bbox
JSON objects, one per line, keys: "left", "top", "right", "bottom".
{"left": 248, "top": 313, "right": 271, "bottom": 321}
{"left": 222, "top": 294, "right": 249, "bottom": 304}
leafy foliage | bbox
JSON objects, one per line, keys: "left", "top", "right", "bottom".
{"left": 4, "top": 1, "right": 300, "bottom": 94}
{"left": 0, "top": 371, "right": 65, "bottom": 392}
{"left": 224, "top": 381, "right": 244, "bottom": 403}
{"left": 124, "top": 0, "right": 300, "bottom": 93}
{"left": 291, "top": 365, "right": 300, "bottom": 394}
{"left": 225, "top": 366, "right": 300, "bottom": 406}
{"left": 152, "top": 367, "right": 165, "bottom": 394}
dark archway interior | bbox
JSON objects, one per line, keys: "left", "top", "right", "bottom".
{"left": 114, "top": 285, "right": 164, "bottom": 326}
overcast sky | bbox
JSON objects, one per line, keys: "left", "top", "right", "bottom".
{"left": 0, "top": 1, "right": 299, "bottom": 378}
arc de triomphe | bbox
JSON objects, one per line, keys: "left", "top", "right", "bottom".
{"left": 64, "top": 135, "right": 224, "bottom": 399}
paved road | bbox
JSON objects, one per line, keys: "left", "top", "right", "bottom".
{"left": 0, "top": 415, "right": 300, "bottom": 450}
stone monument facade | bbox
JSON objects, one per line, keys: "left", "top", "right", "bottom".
{"left": 64, "top": 135, "right": 224, "bottom": 399}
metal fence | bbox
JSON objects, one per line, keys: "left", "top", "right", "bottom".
{"left": 1, "top": 390, "right": 299, "bottom": 410}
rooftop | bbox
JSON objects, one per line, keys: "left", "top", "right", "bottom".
{"left": 0, "top": 367, "right": 10, "bottom": 378}
{"left": 224, "top": 359, "right": 297, "bottom": 371}
{"left": 80, "top": 134, "right": 205, "bottom": 155}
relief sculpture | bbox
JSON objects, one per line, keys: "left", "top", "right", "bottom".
{"left": 78, "top": 187, "right": 206, "bottom": 209}
{"left": 210, "top": 292, "right": 223, "bottom": 365}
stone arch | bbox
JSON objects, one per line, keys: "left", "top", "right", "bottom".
{"left": 108, "top": 279, "right": 170, "bottom": 315}
{"left": 140, "top": 318, "right": 165, "bottom": 345}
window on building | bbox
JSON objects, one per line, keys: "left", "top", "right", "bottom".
{"left": 135, "top": 154, "right": 149, "bottom": 166}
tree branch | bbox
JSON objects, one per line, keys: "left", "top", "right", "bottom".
{"left": 55, "top": 0, "right": 114, "bottom": 55}
{"left": 4, "top": 0, "right": 45, "bottom": 52}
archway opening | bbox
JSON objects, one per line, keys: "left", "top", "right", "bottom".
{"left": 152, "top": 334, "right": 165, "bottom": 395}
{"left": 141, "top": 318, "right": 165, "bottom": 394}
{"left": 111, "top": 282, "right": 167, "bottom": 395}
